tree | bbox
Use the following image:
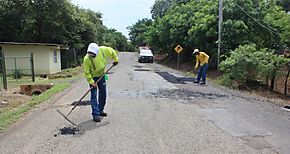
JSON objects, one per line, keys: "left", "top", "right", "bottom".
{"left": 151, "top": 0, "right": 173, "bottom": 19}
{"left": 277, "top": 0, "right": 290, "bottom": 12}
{"left": 127, "top": 18, "right": 152, "bottom": 47}
{"left": 102, "top": 28, "right": 128, "bottom": 51}
{"left": 0, "top": 0, "right": 31, "bottom": 42}
{"left": 146, "top": 0, "right": 218, "bottom": 62}
{"left": 0, "top": 0, "right": 127, "bottom": 66}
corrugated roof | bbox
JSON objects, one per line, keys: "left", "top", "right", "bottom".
{"left": 0, "top": 42, "right": 69, "bottom": 50}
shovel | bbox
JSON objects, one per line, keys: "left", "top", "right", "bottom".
{"left": 56, "top": 64, "right": 115, "bottom": 126}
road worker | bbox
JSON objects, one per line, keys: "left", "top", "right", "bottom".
{"left": 192, "top": 49, "right": 209, "bottom": 85}
{"left": 83, "top": 43, "right": 118, "bottom": 122}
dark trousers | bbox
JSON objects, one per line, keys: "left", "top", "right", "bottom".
{"left": 196, "top": 64, "right": 208, "bottom": 82}
{"left": 90, "top": 76, "right": 106, "bottom": 118}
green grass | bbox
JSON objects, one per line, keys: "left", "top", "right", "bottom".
{"left": 0, "top": 82, "right": 69, "bottom": 132}
{"left": 0, "top": 67, "right": 83, "bottom": 132}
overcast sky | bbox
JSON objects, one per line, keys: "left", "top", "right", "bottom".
{"left": 71, "top": 0, "right": 155, "bottom": 38}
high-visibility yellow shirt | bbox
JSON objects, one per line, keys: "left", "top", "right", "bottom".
{"left": 195, "top": 52, "right": 209, "bottom": 69}
{"left": 83, "top": 46, "right": 118, "bottom": 84}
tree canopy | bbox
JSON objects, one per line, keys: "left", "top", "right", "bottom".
{"left": 128, "top": 0, "right": 290, "bottom": 92}
{"left": 0, "top": 0, "right": 130, "bottom": 53}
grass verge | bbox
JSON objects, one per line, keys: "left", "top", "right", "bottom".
{"left": 0, "top": 83, "right": 69, "bottom": 132}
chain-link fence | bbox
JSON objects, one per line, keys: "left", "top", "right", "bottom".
{"left": 0, "top": 48, "right": 35, "bottom": 90}
{"left": 0, "top": 47, "right": 7, "bottom": 90}
{"left": 61, "top": 48, "right": 80, "bottom": 69}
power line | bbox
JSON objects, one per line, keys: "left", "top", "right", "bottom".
{"left": 233, "top": 2, "right": 280, "bottom": 36}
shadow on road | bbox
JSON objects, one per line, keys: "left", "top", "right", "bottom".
{"left": 54, "top": 120, "right": 110, "bottom": 137}
{"left": 78, "top": 119, "right": 110, "bottom": 132}
{"left": 71, "top": 100, "right": 91, "bottom": 106}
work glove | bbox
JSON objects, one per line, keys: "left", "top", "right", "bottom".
{"left": 194, "top": 68, "right": 198, "bottom": 74}
{"left": 90, "top": 83, "right": 97, "bottom": 88}
{"left": 113, "top": 62, "right": 118, "bottom": 66}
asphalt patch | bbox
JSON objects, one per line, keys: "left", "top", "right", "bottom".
{"left": 134, "top": 68, "right": 151, "bottom": 71}
{"left": 71, "top": 100, "right": 90, "bottom": 106}
{"left": 55, "top": 126, "right": 84, "bottom": 137}
{"left": 133, "top": 65, "right": 143, "bottom": 68}
{"left": 151, "top": 89, "right": 228, "bottom": 100}
{"left": 155, "top": 72, "right": 195, "bottom": 84}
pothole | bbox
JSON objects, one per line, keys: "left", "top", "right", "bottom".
{"left": 150, "top": 89, "right": 228, "bottom": 100}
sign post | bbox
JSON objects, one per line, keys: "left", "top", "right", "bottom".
{"left": 175, "top": 45, "right": 183, "bottom": 70}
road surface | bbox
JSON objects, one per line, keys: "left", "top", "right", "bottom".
{"left": 0, "top": 52, "right": 289, "bottom": 154}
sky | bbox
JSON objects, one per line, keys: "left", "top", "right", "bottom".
{"left": 71, "top": 0, "right": 156, "bottom": 38}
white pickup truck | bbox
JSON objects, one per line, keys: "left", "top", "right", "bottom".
{"left": 138, "top": 47, "right": 153, "bottom": 63}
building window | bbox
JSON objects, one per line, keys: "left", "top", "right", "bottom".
{"left": 53, "top": 50, "right": 57, "bottom": 63}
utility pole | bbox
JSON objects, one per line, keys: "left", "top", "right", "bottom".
{"left": 218, "top": 0, "right": 223, "bottom": 71}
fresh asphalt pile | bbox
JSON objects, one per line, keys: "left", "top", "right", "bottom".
{"left": 54, "top": 126, "right": 85, "bottom": 137}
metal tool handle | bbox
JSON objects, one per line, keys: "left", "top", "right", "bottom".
{"left": 66, "top": 64, "right": 115, "bottom": 117}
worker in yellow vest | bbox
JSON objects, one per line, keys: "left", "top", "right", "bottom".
{"left": 83, "top": 43, "right": 118, "bottom": 122}
{"left": 192, "top": 49, "right": 209, "bottom": 85}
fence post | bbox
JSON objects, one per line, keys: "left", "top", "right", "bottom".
{"left": 31, "top": 53, "right": 35, "bottom": 82}
{"left": 14, "top": 57, "right": 17, "bottom": 81}
{"left": 1, "top": 48, "right": 7, "bottom": 90}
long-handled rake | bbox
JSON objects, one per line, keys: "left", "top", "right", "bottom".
{"left": 56, "top": 64, "right": 115, "bottom": 126}
{"left": 177, "top": 70, "right": 195, "bottom": 83}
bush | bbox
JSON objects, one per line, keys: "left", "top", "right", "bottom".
{"left": 219, "top": 44, "right": 260, "bottom": 85}
{"left": 217, "top": 74, "right": 238, "bottom": 89}
{"left": 219, "top": 44, "right": 289, "bottom": 88}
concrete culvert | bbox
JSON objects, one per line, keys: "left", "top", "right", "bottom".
{"left": 20, "top": 84, "right": 54, "bottom": 96}
{"left": 31, "top": 91, "right": 41, "bottom": 96}
{"left": 284, "top": 105, "right": 290, "bottom": 110}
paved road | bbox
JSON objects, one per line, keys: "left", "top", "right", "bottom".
{"left": 0, "top": 52, "right": 289, "bottom": 154}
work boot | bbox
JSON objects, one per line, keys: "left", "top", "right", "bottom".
{"left": 93, "top": 116, "right": 101, "bottom": 122}
{"left": 100, "top": 111, "right": 107, "bottom": 117}
{"left": 200, "top": 81, "right": 206, "bottom": 85}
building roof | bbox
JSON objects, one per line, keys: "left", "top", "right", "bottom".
{"left": 0, "top": 42, "right": 68, "bottom": 49}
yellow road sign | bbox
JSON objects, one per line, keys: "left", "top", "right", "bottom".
{"left": 175, "top": 45, "right": 183, "bottom": 54}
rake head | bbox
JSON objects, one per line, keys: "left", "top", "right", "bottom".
{"left": 56, "top": 109, "right": 77, "bottom": 126}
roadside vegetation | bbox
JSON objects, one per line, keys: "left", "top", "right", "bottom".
{"left": 0, "top": 0, "right": 135, "bottom": 55}
{"left": 0, "top": 67, "right": 83, "bottom": 132}
{"left": 128, "top": 0, "right": 290, "bottom": 96}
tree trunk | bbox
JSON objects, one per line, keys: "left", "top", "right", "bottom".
{"left": 285, "top": 67, "right": 290, "bottom": 95}
{"left": 270, "top": 72, "right": 276, "bottom": 91}
{"left": 266, "top": 76, "right": 269, "bottom": 89}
